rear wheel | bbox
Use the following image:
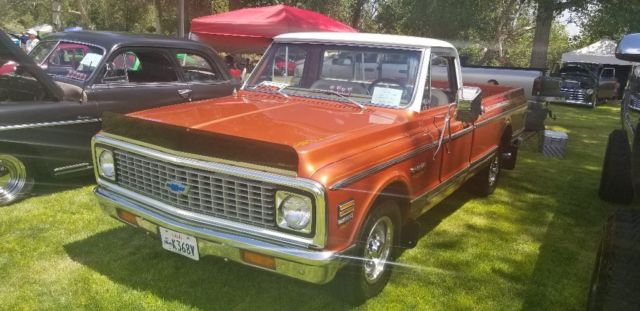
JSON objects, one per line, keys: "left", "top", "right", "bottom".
{"left": 336, "top": 200, "right": 401, "bottom": 304}
{"left": 599, "top": 130, "right": 634, "bottom": 204}
{"left": 0, "top": 154, "right": 34, "bottom": 206}
{"left": 469, "top": 153, "right": 501, "bottom": 196}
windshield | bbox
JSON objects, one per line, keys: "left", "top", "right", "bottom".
{"left": 245, "top": 43, "right": 422, "bottom": 108}
{"left": 29, "top": 40, "right": 105, "bottom": 82}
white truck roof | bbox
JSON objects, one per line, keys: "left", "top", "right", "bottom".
{"left": 274, "top": 32, "right": 455, "bottom": 50}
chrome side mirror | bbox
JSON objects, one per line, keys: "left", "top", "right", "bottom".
{"left": 616, "top": 33, "right": 640, "bottom": 62}
{"left": 456, "top": 86, "right": 483, "bottom": 123}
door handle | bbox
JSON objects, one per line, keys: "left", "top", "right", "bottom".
{"left": 178, "top": 89, "right": 193, "bottom": 100}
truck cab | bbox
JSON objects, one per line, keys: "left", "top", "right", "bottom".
{"left": 92, "top": 32, "right": 527, "bottom": 302}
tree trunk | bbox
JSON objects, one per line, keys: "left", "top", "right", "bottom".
{"left": 229, "top": 0, "right": 242, "bottom": 11}
{"left": 153, "top": 0, "right": 163, "bottom": 34}
{"left": 75, "top": 0, "right": 92, "bottom": 29}
{"left": 350, "top": 0, "right": 367, "bottom": 29}
{"left": 530, "top": 0, "right": 555, "bottom": 68}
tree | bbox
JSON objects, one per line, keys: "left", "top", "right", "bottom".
{"left": 529, "top": 0, "right": 589, "bottom": 68}
{"left": 578, "top": 1, "right": 640, "bottom": 44}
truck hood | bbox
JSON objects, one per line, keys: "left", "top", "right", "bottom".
{"left": 105, "top": 91, "right": 415, "bottom": 177}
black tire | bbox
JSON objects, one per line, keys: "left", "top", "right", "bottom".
{"left": 599, "top": 130, "right": 634, "bottom": 204}
{"left": 336, "top": 200, "right": 401, "bottom": 304}
{"left": 468, "top": 153, "right": 501, "bottom": 196}
{"left": 632, "top": 121, "right": 640, "bottom": 195}
{"left": 0, "top": 153, "right": 34, "bottom": 206}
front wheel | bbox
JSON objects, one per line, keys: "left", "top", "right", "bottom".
{"left": 599, "top": 130, "right": 634, "bottom": 204}
{"left": 336, "top": 200, "right": 401, "bottom": 303}
{"left": 0, "top": 154, "right": 34, "bottom": 206}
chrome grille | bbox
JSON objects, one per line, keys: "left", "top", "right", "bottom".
{"left": 113, "top": 149, "right": 277, "bottom": 228}
{"left": 560, "top": 87, "right": 587, "bottom": 102}
{"left": 631, "top": 93, "right": 640, "bottom": 111}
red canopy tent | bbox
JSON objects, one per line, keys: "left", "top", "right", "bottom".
{"left": 189, "top": 4, "right": 357, "bottom": 53}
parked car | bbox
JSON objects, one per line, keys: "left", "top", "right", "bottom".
{"left": 533, "top": 62, "right": 619, "bottom": 108}
{"left": 599, "top": 33, "right": 640, "bottom": 204}
{"left": 590, "top": 34, "right": 640, "bottom": 310}
{"left": 459, "top": 65, "right": 543, "bottom": 100}
{"left": 0, "top": 30, "right": 239, "bottom": 205}
{"left": 92, "top": 32, "right": 527, "bottom": 302}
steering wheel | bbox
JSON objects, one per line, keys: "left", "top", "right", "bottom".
{"left": 368, "top": 78, "right": 406, "bottom": 95}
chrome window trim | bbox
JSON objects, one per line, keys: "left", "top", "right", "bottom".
{"left": 242, "top": 42, "right": 426, "bottom": 111}
{"left": 93, "top": 134, "right": 327, "bottom": 248}
{"left": 40, "top": 39, "right": 108, "bottom": 84}
{"left": 0, "top": 118, "right": 101, "bottom": 132}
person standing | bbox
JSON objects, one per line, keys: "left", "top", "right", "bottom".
{"left": 25, "top": 30, "right": 39, "bottom": 53}
{"left": 19, "top": 32, "right": 29, "bottom": 51}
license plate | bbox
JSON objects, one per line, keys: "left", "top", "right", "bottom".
{"left": 159, "top": 227, "right": 199, "bottom": 260}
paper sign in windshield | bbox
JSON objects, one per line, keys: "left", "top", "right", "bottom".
{"left": 371, "top": 87, "right": 403, "bottom": 106}
{"left": 79, "top": 53, "right": 103, "bottom": 70}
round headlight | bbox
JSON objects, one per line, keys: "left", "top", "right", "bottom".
{"left": 586, "top": 89, "right": 594, "bottom": 95}
{"left": 280, "top": 195, "right": 312, "bottom": 231}
{"left": 99, "top": 149, "right": 115, "bottom": 179}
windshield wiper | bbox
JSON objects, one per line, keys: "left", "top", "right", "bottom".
{"left": 248, "top": 81, "right": 290, "bottom": 99}
{"left": 306, "top": 88, "right": 365, "bottom": 110}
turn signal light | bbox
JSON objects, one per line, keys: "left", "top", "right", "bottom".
{"left": 117, "top": 209, "right": 138, "bottom": 226}
{"left": 241, "top": 250, "right": 276, "bottom": 270}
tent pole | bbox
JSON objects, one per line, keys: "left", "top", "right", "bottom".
{"left": 178, "top": 0, "right": 185, "bottom": 38}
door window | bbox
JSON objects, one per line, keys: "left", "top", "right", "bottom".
{"left": 102, "top": 50, "right": 177, "bottom": 83}
{"left": 175, "top": 52, "right": 221, "bottom": 82}
{"left": 424, "top": 53, "right": 456, "bottom": 110}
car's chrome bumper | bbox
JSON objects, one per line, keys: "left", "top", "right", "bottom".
{"left": 534, "top": 96, "right": 593, "bottom": 106}
{"left": 94, "top": 186, "right": 345, "bottom": 284}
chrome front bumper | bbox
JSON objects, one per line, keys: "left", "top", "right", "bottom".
{"left": 94, "top": 186, "right": 345, "bottom": 284}
{"left": 534, "top": 96, "right": 593, "bottom": 106}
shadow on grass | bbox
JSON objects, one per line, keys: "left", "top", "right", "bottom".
{"left": 31, "top": 174, "right": 95, "bottom": 197}
{"left": 62, "top": 190, "right": 474, "bottom": 310}
{"left": 64, "top": 226, "right": 355, "bottom": 311}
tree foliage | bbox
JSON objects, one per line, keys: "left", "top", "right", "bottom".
{"left": 578, "top": 0, "right": 640, "bottom": 44}
{"left": 0, "top": 0, "right": 633, "bottom": 69}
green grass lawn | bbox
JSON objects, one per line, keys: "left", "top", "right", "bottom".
{"left": 0, "top": 104, "right": 626, "bottom": 310}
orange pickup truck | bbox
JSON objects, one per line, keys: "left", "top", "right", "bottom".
{"left": 92, "top": 32, "right": 527, "bottom": 301}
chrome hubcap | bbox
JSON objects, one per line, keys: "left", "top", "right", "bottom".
{"left": 363, "top": 216, "right": 393, "bottom": 283}
{"left": 488, "top": 156, "right": 499, "bottom": 186}
{"left": 0, "top": 154, "right": 28, "bottom": 205}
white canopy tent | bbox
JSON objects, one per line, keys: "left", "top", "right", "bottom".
{"left": 562, "top": 39, "right": 635, "bottom": 65}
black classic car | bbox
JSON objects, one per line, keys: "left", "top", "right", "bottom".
{"left": 533, "top": 62, "right": 619, "bottom": 108}
{"left": 0, "top": 30, "right": 238, "bottom": 205}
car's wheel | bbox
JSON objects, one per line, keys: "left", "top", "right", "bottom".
{"left": 599, "top": 129, "right": 634, "bottom": 204}
{"left": 336, "top": 200, "right": 401, "bottom": 304}
{"left": 0, "top": 154, "right": 34, "bottom": 206}
{"left": 469, "top": 153, "right": 501, "bottom": 196}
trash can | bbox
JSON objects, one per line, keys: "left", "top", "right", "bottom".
{"left": 542, "top": 130, "right": 568, "bottom": 158}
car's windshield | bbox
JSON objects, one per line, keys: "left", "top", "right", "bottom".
{"left": 245, "top": 43, "right": 422, "bottom": 108}
{"left": 29, "top": 40, "right": 105, "bottom": 82}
